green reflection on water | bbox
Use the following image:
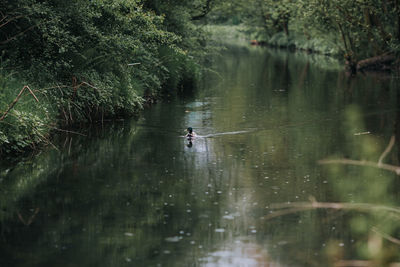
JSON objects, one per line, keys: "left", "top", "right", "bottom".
{"left": 0, "top": 46, "right": 399, "bottom": 266}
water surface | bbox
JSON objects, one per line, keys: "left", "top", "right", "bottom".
{"left": 1, "top": 46, "right": 399, "bottom": 266}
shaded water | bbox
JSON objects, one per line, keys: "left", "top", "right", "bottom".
{"left": 1, "top": 46, "right": 399, "bottom": 266}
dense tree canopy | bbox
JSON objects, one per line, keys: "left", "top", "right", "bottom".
{"left": 209, "top": 0, "right": 400, "bottom": 67}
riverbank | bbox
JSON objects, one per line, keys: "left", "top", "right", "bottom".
{"left": 0, "top": 60, "right": 199, "bottom": 156}
{"left": 206, "top": 25, "right": 340, "bottom": 55}
{"left": 206, "top": 25, "right": 399, "bottom": 73}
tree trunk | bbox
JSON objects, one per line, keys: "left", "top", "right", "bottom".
{"left": 393, "top": 0, "right": 400, "bottom": 40}
{"left": 337, "top": 22, "right": 349, "bottom": 53}
{"left": 357, "top": 53, "right": 396, "bottom": 71}
{"left": 282, "top": 20, "right": 289, "bottom": 36}
{"left": 398, "top": 3, "right": 400, "bottom": 41}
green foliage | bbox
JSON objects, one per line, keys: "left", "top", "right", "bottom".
{"left": 295, "top": 0, "right": 400, "bottom": 59}
{"left": 0, "top": 0, "right": 210, "bottom": 154}
{"left": 207, "top": 1, "right": 251, "bottom": 24}
{"left": 267, "top": 31, "right": 340, "bottom": 55}
{"left": 208, "top": 0, "right": 400, "bottom": 60}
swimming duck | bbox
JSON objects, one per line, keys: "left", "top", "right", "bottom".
{"left": 186, "top": 127, "right": 196, "bottom": 139}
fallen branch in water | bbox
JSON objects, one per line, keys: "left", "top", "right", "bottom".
{"left": 318, "top": 136, "right": 400, "bottom": 175}
{"left": 0, "top": 85, "right": 39, "bottom": 121}
{"left": 357, "top": 53, "right": 396, "bottom": 72}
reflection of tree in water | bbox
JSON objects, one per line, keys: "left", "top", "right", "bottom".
{"left": 0, "top": 120, "right": 218, "bottom": 266}
{"left": 272, "top": 53, "right": 291, "bottom": 93}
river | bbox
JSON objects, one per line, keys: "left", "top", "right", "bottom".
{"left": 1, "top": 46, "right": 399, "bottom": 266}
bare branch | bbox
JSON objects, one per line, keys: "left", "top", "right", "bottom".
{"left": 268, "top": 201, "right": 400, "bottom": 215}
{"left": 318, "top": 136, "right": 399, "bottom": 175}
{"left": 78, "top": 81, "right": 101, "bottom": 92}
{"left": 0, "top": 15, "right": 9, "bottom": 24}
{"left": 51, "top": 127, "right": 87, "bottom": 136}
{"left": 335, "top": 260, "right": 373, "bottom": 267}
{"left": 0, "top": 25, "right": 35, "bottom": 45}
{"left": 372, "top": 227, "right": 400, "bottom": 246}
{"left": 262, "top": 201, "right": 400, "bottom": 221}
{"left": 378, "top": 135, "right": 395, "bottom": 165}
{"left": 26, "top": 86, "right": 39, "bottom": 102}
{"left": 261, "top": 207, "right": 315, "bottom": 220}
{"left": 318, "top": 158, "right": 400, "bottom": 175}
{"left": 0, "top": 15, "right": 24, "bottom": 29}
{"left": 17, "top": 208, "right": 40, "bottom": 226}
{"left": 0, "top": 85, "right": 39, "bottom": 121}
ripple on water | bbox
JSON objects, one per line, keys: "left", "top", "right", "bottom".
{"left": 222, "top": 215, "right": 234, "bottom": 220}
{"left": 165, "top": 236, "right": 181, "bottom": 242}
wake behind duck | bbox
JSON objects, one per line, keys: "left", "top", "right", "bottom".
{"left": 183, "top": 127, "right": 253, "bottom": 140}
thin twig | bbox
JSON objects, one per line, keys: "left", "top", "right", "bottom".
{"left": 45, "top": 139, "right": 59, "bottom": 151}
{"left": 334, "top": 260, "right": 372, "bottom": 267}
{"left": 57, "top": 84, "right": 65, "bottom": 96}
{"left": 372, "top": 227, "right": 400, "bottom": 245}
{"left": 262, "top": 201, "right": 400, "bottom": 222}
{"left": 61, "top": 107, "right": 68, "bottom": 123}
{"left": 0, "top": 87, "right": 26, "bottom": 120}
{"left": 68, "top": 137, "right": 72, "bottom": 155}
{"left": 0, "top": 85, "right": 39, "bottom": 120}
{"left": 319, "top": 136, "right": 400, "bottom": 175}
{"left": 261, "top": 207, "right": 315, "bottom": 220}
{"left": 0, "top": 25, "right": 36, "bottom": 45}
{"left": 17, "top": 213, "right": 27, "bottom": 225}
{"left": 32, "top": 125, "right": 59, "bottom": 151}
{"left": 378, "top": 135, "right": 395, "bottom": 165}
{"left": 63, "top": 137, "right": 69, "bottom": 148}
{"left": 0, "top": 15, "right": 8, "bottom": 24}
{"left": 39, "top": 84, "right": 69, "bottom": 91}
{"left": 318, "top": 159, "right": 400, "bottom": 175}
{"left": 77, "top": 81, "right": 101, "bottom": 92}
{"left": 27, "top": 208, "right": 40, "bottom": 225}
{"left": 17, "top": 208, "right": 40, "bottom": 226}
{"left": 26, "top": 85, "right": 39, "bottom": 102}
{"left": 268, "top": 201, "right": 400, "bottom": 215}
{"left": 51, "top": 127, "right": 87, "bottom": 136}
{"left": 0, "top": 15, "right": 24, "bottom": 29}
